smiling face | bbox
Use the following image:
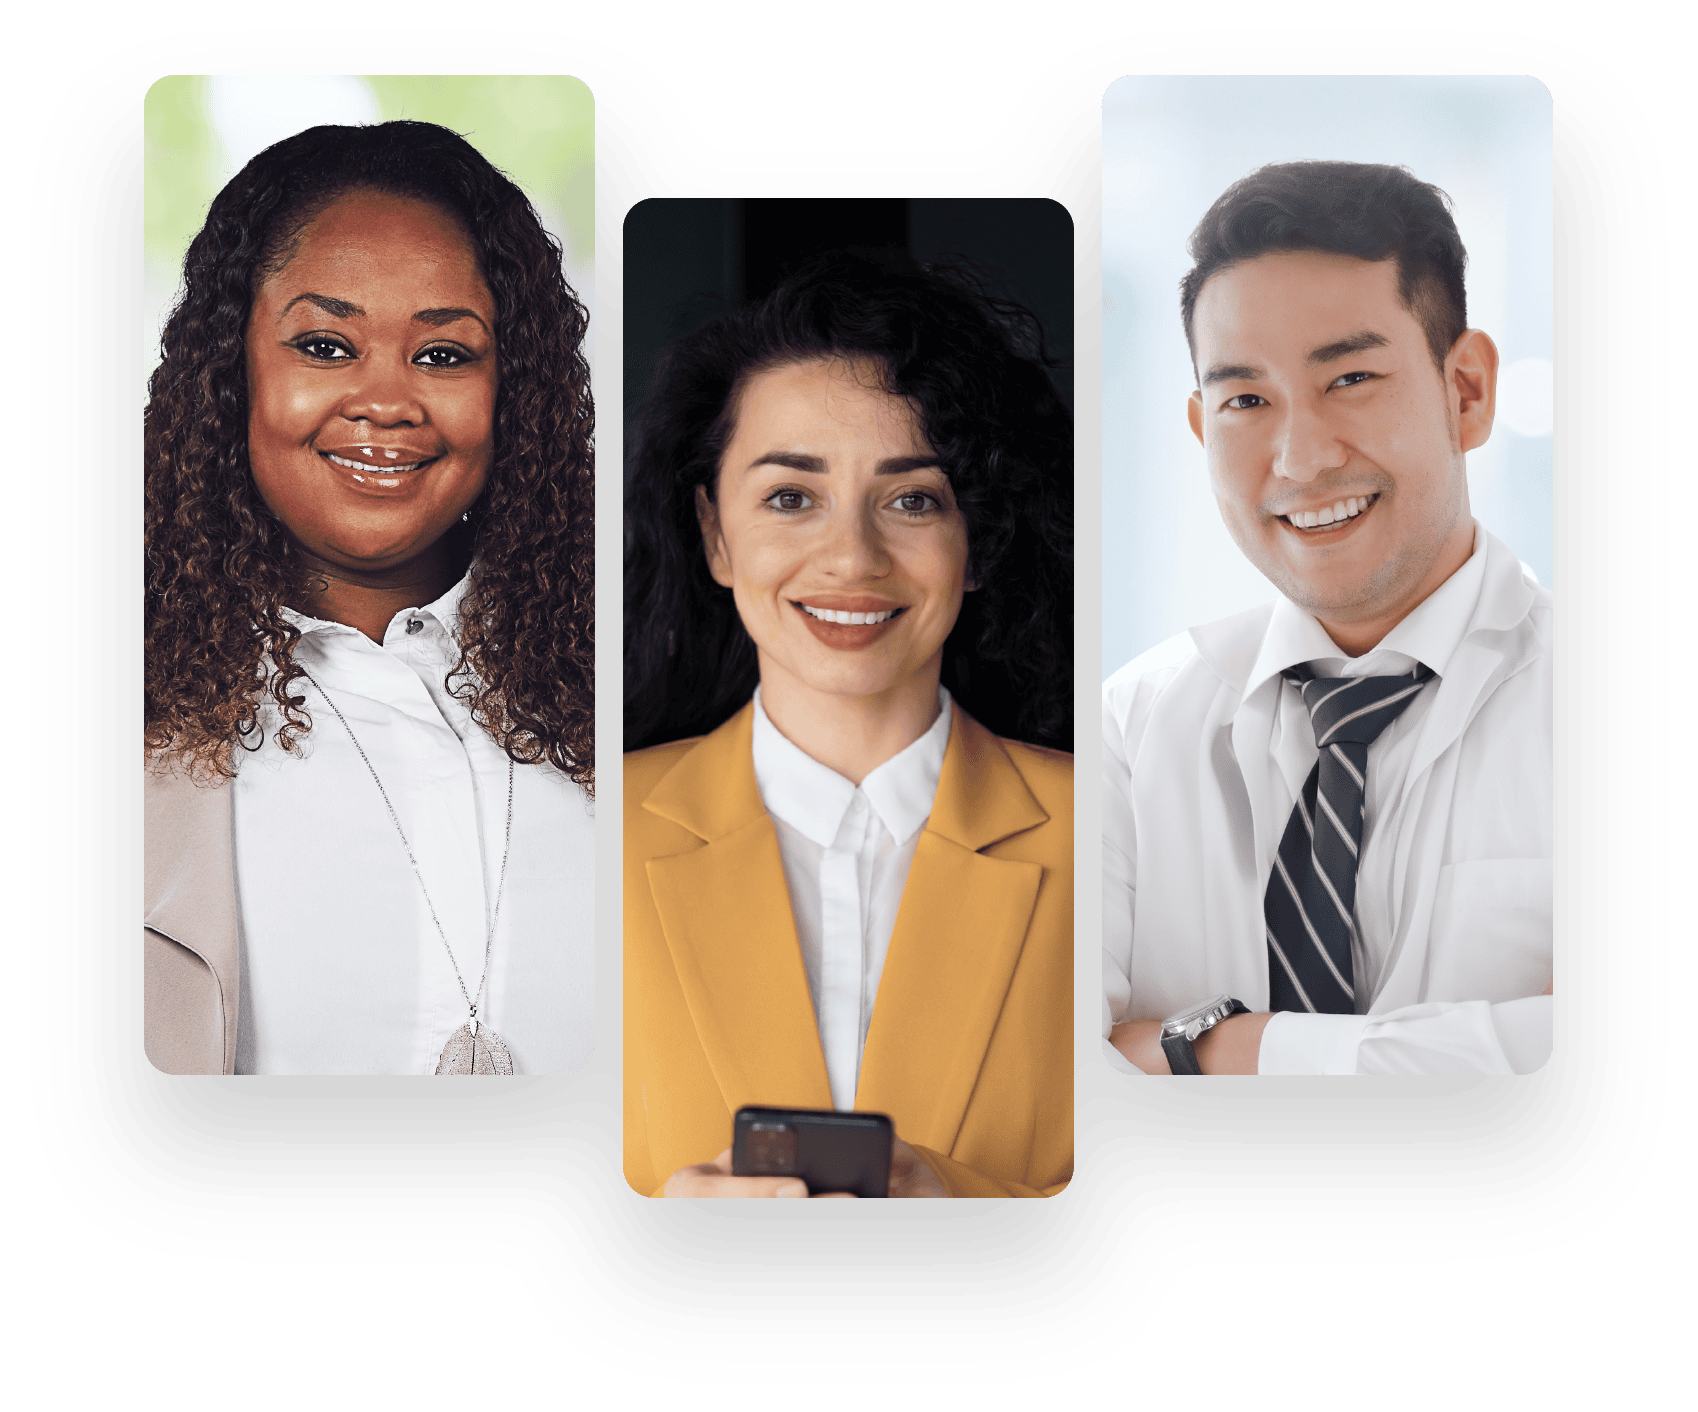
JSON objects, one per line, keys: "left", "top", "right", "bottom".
{"left": 245, "top": 189, "right": 498, "bottom": 577}
{"left": 1187, "top": 250, "right": 1496, "bottom": 652}
{"left": 698, "top": 356, "right": 973, "bottom": 713}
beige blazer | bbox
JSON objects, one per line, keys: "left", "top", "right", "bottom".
{"left": 143, "top": 765, "right": 239, "bottom": 1074}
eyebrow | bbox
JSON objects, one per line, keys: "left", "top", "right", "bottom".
{"left": 1307, "top": 329, "right": 1389, "bottom": 364}
{"left": 1201, "top": 329, "right": 1393, "bottom": 386}
{"left": 276, "top": 295, "right": 490, "bottom": 333}
{"left": 414, "top": 306, "right": 490, "bottom": 332}
{"left": 747, "top": 452, "right": 943, "bottom": 475}
{"left": 280, "top": 292, "right": 363, "bottom": 320}
{"left": 1201, "top": 362, "right": 1263, "bottom": 386}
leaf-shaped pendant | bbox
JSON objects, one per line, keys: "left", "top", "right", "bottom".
{"left": 435, "top": 1022, "right": 514, "bottom": 1075}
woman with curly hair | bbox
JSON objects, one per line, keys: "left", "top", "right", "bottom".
{"left": 624, "top": 250, "right": 1073, "bottom": 1196}
{"left": 145, "top": 121, "right": 594, "bottom": 1076}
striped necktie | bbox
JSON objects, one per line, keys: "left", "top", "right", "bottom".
{"left": 1263, "top": 664, "right": 1435, "bottom": 1014}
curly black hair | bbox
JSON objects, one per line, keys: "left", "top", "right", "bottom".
{"left": 145, "top": 120, "right": 593, "bottom": 789}
{"left": 625, "top": 248, "right": 1072, "bottom": 753}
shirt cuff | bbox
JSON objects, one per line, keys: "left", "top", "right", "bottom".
{"left": 1257, "top": 1011, "right": 1371, "bottom": 1074}
{"left": 1100, "top": 1031, "right": 1141, "bottom": 1072}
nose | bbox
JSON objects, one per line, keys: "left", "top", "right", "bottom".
{"left": 817, "top": 501, "right": 891, "bottom": 580}
{"left": 1271, "top": 396, "right": 1349, "bottom": 483}
{"left": 339, "top": 356, "right": 426, "bottom": 428}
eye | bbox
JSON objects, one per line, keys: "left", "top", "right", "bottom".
{"left": 763, "top": 487, "right": 812, "bottom": 513}
{"left": 292, "top": 335, "right": 353, "bottom": 361}
{"left": 1223, "top": 393, "right": 1265, "bottom": 410}
{"left": 1331, "top": 370, "right": 1376, "bottom": 389}
{"left": 891, "top": 490, "right": 941, "bottom": 516}
{"left": 415, "top": 344, "right": 474, "bottom": 368}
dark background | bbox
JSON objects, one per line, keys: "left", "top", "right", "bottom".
{"left": 623, "top": 198, "right": 1074, "bottom": 447}
{"left": 622, "top": 197, "right": 1075, "bottom": 751}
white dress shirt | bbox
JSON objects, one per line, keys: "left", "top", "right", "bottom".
{"left": 1102, "top": 525, "right": 1552, "bottom": 1074}
{"left": 230, "top": 574, "right": 595, "bottom": 1075}
{"left": 751, "top": 685, "right": 952, "bottom": 1110}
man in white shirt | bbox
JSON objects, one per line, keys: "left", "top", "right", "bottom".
{"left": 1102, "top": 161, "right": 1552, "bottom": 1075}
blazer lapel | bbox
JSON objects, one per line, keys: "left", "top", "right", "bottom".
{"left": 855, "top": 708, "right": 1047, "bottom": 1152}
{"left": 641, "top": 706, "right": 834, "bottom": 1112}
{"left": 144, "top": 763, "right": 240, "bottom": 1073}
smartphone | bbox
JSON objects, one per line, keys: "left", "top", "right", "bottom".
{"left": 730, "top": 1106, "right": 894, "bottom": 1197}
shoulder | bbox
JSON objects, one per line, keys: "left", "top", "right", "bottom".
{"left": 1102, "top": 613, "right": 1253, "bottom": 740}
{"left": 623, "top": 735, "right": 703, "bottom": 799}
{"left": 622, "top": 736, "right": 706, "bottom": 854}
{"left": 1102, "top": 629, "right": 1203, "bottom": 715}
{"left": 144, "top": 753, "right": 231, "bottom": 836}
{"left": 993, "top": 736, "right": 1073, "bottom": 813}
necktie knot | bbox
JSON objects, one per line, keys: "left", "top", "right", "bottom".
{"left": 1285, "top": 664, "right": 1436, "bottom": 749}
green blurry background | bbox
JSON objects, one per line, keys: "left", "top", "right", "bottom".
{"left": 144, "top": 75, "right": 594, "bottom": 376}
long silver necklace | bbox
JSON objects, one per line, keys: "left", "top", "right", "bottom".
{"left": 301, "top": 666, "right": 517, "bottom": 1075}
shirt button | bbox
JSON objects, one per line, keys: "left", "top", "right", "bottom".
{"left": 406, "top": 618, "right": 423, "bottom": 635}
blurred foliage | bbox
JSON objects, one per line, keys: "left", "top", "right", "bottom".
{"left": 144, "top": 74, "right": 593, "bottom": 281}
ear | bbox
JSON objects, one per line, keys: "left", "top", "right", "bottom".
{"left": 1187, "top": 390, "right": 1205, "bottom": 447}
{"left": 695, "top": 483, "right": 734, "bottom": 589}
{"left": 1448, "top": 328, "right": 1499, "bottom": 454}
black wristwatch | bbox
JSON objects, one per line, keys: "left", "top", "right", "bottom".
{"left": 1159, "top": 995, "right": 1250, "bottom": 1075}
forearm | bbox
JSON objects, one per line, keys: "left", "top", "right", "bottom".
{"left": 1109, "top": 1013, "right": 1271, "bottom": 1075}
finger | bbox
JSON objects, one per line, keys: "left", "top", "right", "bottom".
{"left": 665, "top": 1169, "right": 808, "bottom": 1198}
{"left": 812, "top": 1191, "right": 858, "bottom": 1199}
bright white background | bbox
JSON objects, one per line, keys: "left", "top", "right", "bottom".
{"left": 1103, "top": 75, "right": 1553, "bottom": 672}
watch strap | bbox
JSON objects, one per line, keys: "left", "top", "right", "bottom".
{"left": 1161, "top": 998, "right": 1250, "bottom": 1076}
{"left": 1161, "top": 1030, "right": 1204, "bottom": 1075}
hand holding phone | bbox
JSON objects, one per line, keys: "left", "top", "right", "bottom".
{"left": 658, "top": 1112, "right": 950, "bottom": 1197}
{"left": 731, "top": 1106, "right": 893, "bottom": 1197}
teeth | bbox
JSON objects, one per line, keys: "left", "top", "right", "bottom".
{"left": 800, "top": 604, "right": 897, "bottom": 625}
{"left": 327, "top": 452, "right": 425, "bottom": 473}
{"left": 1286, "top": 495, "right": 1373, "bottom": 530}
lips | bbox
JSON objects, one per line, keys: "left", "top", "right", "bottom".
{"left": 791, "top": 597, "right": 907, "bottom": 650}
{"left": 317, "top": 444, "right": 441, "bottom": 495}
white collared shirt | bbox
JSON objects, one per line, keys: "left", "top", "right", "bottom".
{"left": 751, "top": 685, "right": 952, "bottom": 1110}
{"left": 230, "top": 574, "right": 595, "bottom": 1075}
{"left": 1102, "top": 524, "right": 1553, "bottom": 1074}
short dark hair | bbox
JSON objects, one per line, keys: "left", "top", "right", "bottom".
{"left": 1180, "top": 160, "right": 1468, "bottom": 372}
{"left": 145, "top": 120, "right": 595, "bottom": 787}
{"left": 624, "top": 248, "right": 1073, "bottom": 753}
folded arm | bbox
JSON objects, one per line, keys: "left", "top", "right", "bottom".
{"left": 1112, "top": 993, "right": 1552, "bottom": 1075}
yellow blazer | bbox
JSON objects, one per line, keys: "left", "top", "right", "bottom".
{"left": 624, "top": 701, "right": 1072, "bottom": 1198}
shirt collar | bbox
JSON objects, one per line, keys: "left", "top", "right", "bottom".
{"left": 279, "top": 570, "right": 471, "bottom": 643}
{"left": 1237, "top": 521, "right": 1490, "bottom": 697}
{"left": 750, "top": 685, "right": 952, "bottom": 848}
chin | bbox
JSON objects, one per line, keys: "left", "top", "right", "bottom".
{"left": 792, "top": 659, "right": 912, "bottom": 700}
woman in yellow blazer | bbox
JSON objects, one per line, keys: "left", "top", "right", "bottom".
{"left": 624, "top": 250, "right": 1073, "bottom": 1197}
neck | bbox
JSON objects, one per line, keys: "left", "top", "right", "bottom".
{"left": 757, "top": 658, "right": 944, "bottom": 785}
{"left": 289, "top": 526, "right": 472, "bottom": 643}
{"left": 1316, "top": 519, "right": 1476, "bottom": 657}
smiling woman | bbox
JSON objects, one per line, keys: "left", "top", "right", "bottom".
{"left": 144, "top": 121, "right": 595, "bottom": 1076}
{"left": 624, "top": 247, "right": 1074, "bottom": 1197}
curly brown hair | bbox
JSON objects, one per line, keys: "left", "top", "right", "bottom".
{"left": 145, "top": 120, "right": 593, "bottom": 789}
